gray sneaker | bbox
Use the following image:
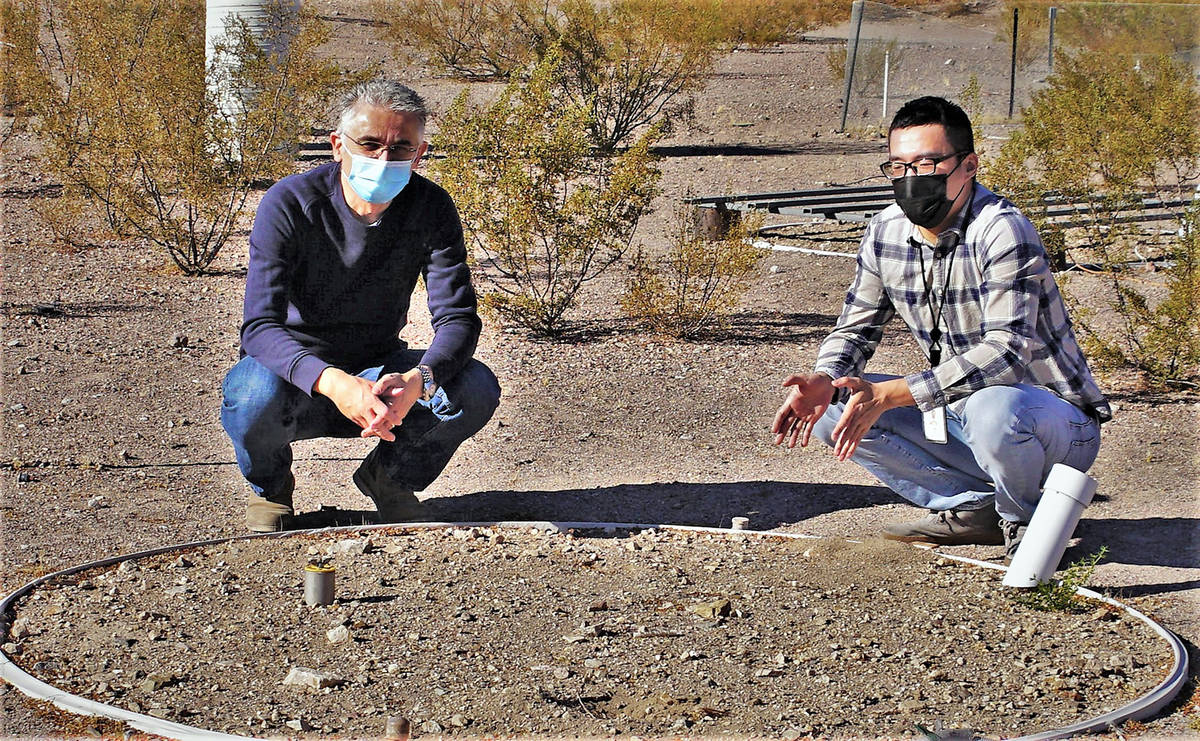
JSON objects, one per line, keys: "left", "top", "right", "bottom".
{"left": 881, "top": 507, "right": 1004, "bottom": 546}
{"left": 245, "top": 474, "right": 295, "bottom": 532}
{"left": 1002, "top": 520, "right": 1027, "bottom": 564}
{"left": 353, "top": 448, "right": 429, "bottom": 523}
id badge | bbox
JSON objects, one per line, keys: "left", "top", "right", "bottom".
{"left": 922, "top": 406, "right": 948, "bottom": 444}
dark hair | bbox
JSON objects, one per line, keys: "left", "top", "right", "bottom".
{"left": 888, "top": 96, "right": 974, "bottom": 153}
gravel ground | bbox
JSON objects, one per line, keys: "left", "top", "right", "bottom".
{"left": 5, "top": 526, "right": 1176, "bottom": 739}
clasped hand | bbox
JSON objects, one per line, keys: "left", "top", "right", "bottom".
{"left": 316, "top": 367, "right": 423, "bottom": 442}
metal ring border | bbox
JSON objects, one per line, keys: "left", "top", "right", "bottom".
{"left": 0, "top": 521, "right": 1189, "bottom": 740}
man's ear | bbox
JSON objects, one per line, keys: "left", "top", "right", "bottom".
{"left": 411, "top": 140, "right": 429, "bottom": 170}
{"left": 330, "top": 132, "right": 344, "bottom": 163}
{"left": 965, "top": 152, "right": 979, "bottom": 176}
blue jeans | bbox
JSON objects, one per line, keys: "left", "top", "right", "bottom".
{"left": 220, "top": 351, "right": 500, "bottom": 498}
{"left": 811, "top": 375, "right": 1101, "bottom": 523}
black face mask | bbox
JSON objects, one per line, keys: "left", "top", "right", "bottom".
{"left": 890, "top": 155, "right": 969, "bottom": 229}
{"left": 892, "top": 173, "right": 955, "bottom": 229}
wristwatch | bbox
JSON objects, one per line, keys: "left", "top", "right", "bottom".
{"left": 417, "top": 364, "right": 438, "bottom": 401}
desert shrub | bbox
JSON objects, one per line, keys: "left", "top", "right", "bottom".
{"left": 432, "top": 48, "right": 662, "bottom": 335}
{"left": 651, "top": 0, "right": 846, "bottom": 48}
{"left": 377, "top": 0, "right": 844, "bottom": 150}
{"left": 4, "top": 0, "right": 353, "bottom": 274}
{"left": 621, "top": 202, "right": 763, "bottom": 338}
{"left": 988, "top": 49, "right": 1200, "bottom": 387}
{"left": 371, "top": 0, "right": 556, "bottom": 80}
{"left": 1001, "top": 0, "right": 1200, "bottom": 71}
{"left": 553, "top": 0, "right": 719, "bottom": 151}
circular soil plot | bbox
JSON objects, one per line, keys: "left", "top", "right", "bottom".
{"left": 4, "top": 526, "right": 1176, "bottom": 738}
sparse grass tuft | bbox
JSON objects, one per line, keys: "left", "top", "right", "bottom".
{"left": 1013, "top": 546, "right": 1108, "bottom": 613}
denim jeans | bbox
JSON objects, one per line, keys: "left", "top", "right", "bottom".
{"left": 811, "top": 375, "right": 1101, "bottom": 523}
{"left": 221, "top": 350, "right": 500, "bottom": 498}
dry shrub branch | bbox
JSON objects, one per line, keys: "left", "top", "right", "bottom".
{"left": 3, "top": 0, "right": 355, "bottom": 274}
{"left": 432, "top": 48, "right": 662, "bottom": 335}
{"left": 622, "top": 203, "right": 763, "bottom": 338}
{"left": 376, "top": 0, "right": 847, "bottom": 150}
{"left": 988, "top": 49, "right": 1200, "bottom": 387}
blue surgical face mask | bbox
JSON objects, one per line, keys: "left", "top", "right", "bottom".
{"left": 345, "top": 151, "right": 413, "bottom": 204}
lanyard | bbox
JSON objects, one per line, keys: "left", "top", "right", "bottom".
{"left": 916, "top": 238, "right": 957, "bottom": 366}
{"left": 913, "top": 185, "right": 975, "bottom": 368}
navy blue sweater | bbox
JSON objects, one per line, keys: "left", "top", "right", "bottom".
{"left": 240, "top": 162, "right": 481, "bottom": 395}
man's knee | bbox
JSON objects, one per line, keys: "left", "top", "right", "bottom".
{"left": 221, "top": 357, "right": 297, "bottom": 434}
{"left": 960, "top": 386, "right": 1035, "bottom": 458}
{"left": 456, "top": 359, "right": 501, "bottom": 420}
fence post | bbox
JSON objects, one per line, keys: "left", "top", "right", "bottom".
{"left": 839, "top": 0, "right": 865, "bottom": 132}
{"left": 1048, "top": 6, "right": 1058, "bottom": 72}
{"left": 1008, "top": 6, "right": 1018, "bottom": 119}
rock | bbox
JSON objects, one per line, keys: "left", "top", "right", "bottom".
{"left": 687, "top": 598, "right": 731, "bottom": 620}
{"left": 680, "top": 650, "right": 704, "bottom": 661}
{"left": 86, "top": 495, "right": 106, "bottom": 509}
{"left": 384, "top": 716, "right": 410, "bottom": 740}
{"left": 326, "top": 625, "right": 350, "bottom": 645}
{"left": 138, "top": 673, "right": 174, "bottom": 692}
{"left": 333, "top": 538, "right": 371, "bottom": 556}
{"left": 285, "top": 717, "right": 308, "bottom": 732}
{"left": 171, "top": 556, "right": 192, "bottom": 568}
{"left": 419, "top": 720, "right": 443, "bottom": 733}
{"left": 449, "top": 714, "right": 468, "bottom": 728}
{"left": 552, "top": 667, "right": 571, "bottom": 679}
{"left": 9, "top": 617, "right": 31, "bottom": 639}
{"left": 898, "top": 699, "right": 923, "bottom": 712}
{"left": 282, "top": 667, "right": 344, "bottom": 691}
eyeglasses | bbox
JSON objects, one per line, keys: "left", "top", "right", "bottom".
{"left": 880, "top": 152, "right": 968, "bottom": 180}
{"left": 340, "top": 132, "right": 421, "bottom": 160}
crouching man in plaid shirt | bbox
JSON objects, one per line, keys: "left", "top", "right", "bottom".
{"left": 771, "top": 96, "right": 1110, "bottom": 560}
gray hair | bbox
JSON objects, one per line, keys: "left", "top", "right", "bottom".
{"left": 333, "top": 79, "right": 428, "bottom": 131}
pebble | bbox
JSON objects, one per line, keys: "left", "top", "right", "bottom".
{"left": 282, "top": 667, "right": 343, "bottom": 690}
{"left": 326, "top": 625, "right": 350, "bottom": 645}
{"left": 333, "top": 538, "right": 371, "bottom": 556}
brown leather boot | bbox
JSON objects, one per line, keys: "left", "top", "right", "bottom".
{"left": 245, "top": 474, "right": 295, "bottom": 532}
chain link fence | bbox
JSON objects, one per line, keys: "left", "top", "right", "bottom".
{"left": 824, "top": 0, "right": 1200, "bottom": 131}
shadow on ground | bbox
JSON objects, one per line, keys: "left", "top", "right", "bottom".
{"left": 412, "top": 480, "right": 895, "bottom": 531}
{"left": 290, "top": 481, "right": 894, "bottom": 531}
{"left": 1065, "top": 516, "right": 1200, "bottom": 597}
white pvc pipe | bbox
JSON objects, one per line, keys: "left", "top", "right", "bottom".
{"left": 882, "top": 49, "right": 890, "bottom": 123}
{"left": 1003, "top": 464, "right": 1098, "bottom": 588}
{"left": 0, "top": 520, "right": 1186, "bottom": 740}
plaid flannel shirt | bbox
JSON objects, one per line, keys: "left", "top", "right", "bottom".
{"left": 814, "top": 183, "right": 1111, "bottom": 423}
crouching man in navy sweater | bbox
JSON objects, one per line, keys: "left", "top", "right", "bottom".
{"left": 221, "top": 79, "right": 500, "bottom": 532}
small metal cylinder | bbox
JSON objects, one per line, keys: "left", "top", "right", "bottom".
{"left": 730, "top": 517, "right": 749, "bottom": 531}
{"left": 304, "top": 564, "right": 335, "bottom": 606}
